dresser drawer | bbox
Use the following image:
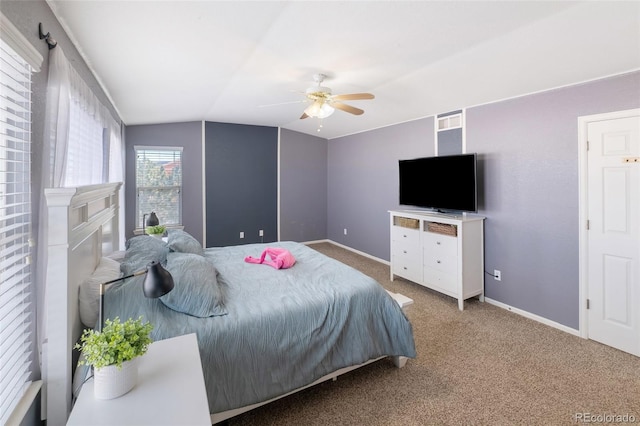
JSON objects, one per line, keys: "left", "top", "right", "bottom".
{"left": 391, "top": 245, "right": 423, "bottom": 282}
{"left": 423, "top": 231, "right": 457, "bottom": 257}
{"left": 423, "top": 251, "right": 457, "bottom": 275}
{"left": 393, "top": 243, "right": 421, "bottom": 263}
{"left": 392, "top": 256, "right": 422, "bottom": 283}
{"left": 423, "top": 266, "right": 457, "bottom": 295}
{"left": 392, "top": 225, "right": 420, "bottom": 246}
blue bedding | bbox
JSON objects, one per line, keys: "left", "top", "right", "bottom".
{"left": 106, "top": 241, "right": 416, "bottom": 414}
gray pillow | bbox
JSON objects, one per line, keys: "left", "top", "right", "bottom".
{"left": 167, "top": 229, "right": 204, "bottom": 256}
{"left": 161, "top": 252, "right": 227, "bottom": 317}
{"left": 121, "top": 235, "right": 169, "bottom": 276}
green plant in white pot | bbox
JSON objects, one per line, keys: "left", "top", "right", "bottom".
{"left": 75, "top": 316, "right": 153, "bottom": 399}
{"left": 145, "top": 224, "right": 166, "bottom": 238}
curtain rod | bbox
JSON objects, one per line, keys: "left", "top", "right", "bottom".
{"left": 38, "top": 23, "right": 57, "bottom": 50}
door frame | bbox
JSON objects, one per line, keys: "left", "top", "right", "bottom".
{"left": 577, "top": 108, "right": 640, "bottom": 339}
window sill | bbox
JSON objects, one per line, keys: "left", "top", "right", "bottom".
{"left": 133, "top": 225, "right": 184, "bottom": 236}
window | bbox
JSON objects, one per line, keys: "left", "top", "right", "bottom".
{"left": 0, "top": 36, "right": 37, "bottom": 424}
{"left": 135, "top": 147, "right": 182, "bottom": 229}
{"left": 63, "top": 100, "right": 105, "bottom": 186}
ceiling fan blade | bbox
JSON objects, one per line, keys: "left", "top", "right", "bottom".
{"left": 332, "top": 102, "right": 364, "bottom": 115}
{"left": 300, "top": 112, "right": 310, "bottom": 120}
{"left": 331, "top": 93, "right": 374, "bottom": 101}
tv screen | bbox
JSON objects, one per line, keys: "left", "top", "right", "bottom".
{"left": 399, "top": 153, "right": 477, "bottom": 212}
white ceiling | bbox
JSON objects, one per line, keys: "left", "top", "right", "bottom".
{"left": 47, "top": 1, "right": 640, "bottom": 140}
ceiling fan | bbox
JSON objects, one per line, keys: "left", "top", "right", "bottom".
{"left": 299, "top": 74, "right": 374, "bottom": 120}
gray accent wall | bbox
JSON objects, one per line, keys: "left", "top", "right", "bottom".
{"left": 437, "top": 128, "right": 463, "bottom": 155}
{"left": 328, "top": 118, "right": 435, "bottom": 260}
{"left": 205, "top": 122, "right": 278, "bottom": 247}
{"left": 125, "top": 122, "right": 203, "bottom": 243}
{"left": 279, "top": 129, "right": 327, "bottom": 242}
{"left": 327, "top": 71, "right": 640, "bottom": 329}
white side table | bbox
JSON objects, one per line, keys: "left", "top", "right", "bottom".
{"left": 67, "top": 333, "right": 210, "bottom": 426}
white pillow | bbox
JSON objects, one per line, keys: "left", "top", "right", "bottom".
{"left": 105, "top": 250, "right": 126, "bottom": 262}
{"left": 79, "top": 257, "right": 122, "bottom": 328}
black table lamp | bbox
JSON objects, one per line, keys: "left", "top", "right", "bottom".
{"left": 142, "top": 212, "right": 160, "bottom": 235}
{"left": 98, "top": 261, "right": 174, "bottom": 332}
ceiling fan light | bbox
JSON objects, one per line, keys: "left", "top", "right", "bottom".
{"left": 318, "top": 103, "right": 335, "bottom": 118}
{"left": 303, "top": 103, "right": 318, "bottom": 116}
{"left": 305, "top": 101, "right": 334, "bottom": 119}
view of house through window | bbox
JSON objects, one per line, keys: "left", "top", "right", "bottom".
{"left": 135, "top": 147, "right": 183, "bottom": 229}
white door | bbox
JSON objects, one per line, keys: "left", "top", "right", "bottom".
{"left": 586, "top": 114, "right": 640, "bottom": 356}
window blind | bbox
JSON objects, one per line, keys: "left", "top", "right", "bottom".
{"left": 0, "top": 38, "right": 35, "bottom": 425}
{"left": 135, "top": 147, "right": 183, "bottom": 228}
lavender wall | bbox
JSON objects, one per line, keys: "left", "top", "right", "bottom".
{"left": 468, "top": 71, "right": 640, "bottom": 329}
{"left": 327, "top": 71, "right": 640, "bottom": 329}
{"left": 279, "top": 129, "right": 328, "bottom": 242}
{"left": 125, "top": 122, "right": 204, "bottom": 243}
{"left": 328, "top": 118, "right": 434, "bottom": 260}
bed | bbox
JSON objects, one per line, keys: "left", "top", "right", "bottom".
{"left": 43, "top": 183, "right": 416, "bottom": 425}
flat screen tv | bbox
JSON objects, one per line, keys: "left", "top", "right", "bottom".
{"left": 398, "top": 153, "right": 478, "bottom": 212}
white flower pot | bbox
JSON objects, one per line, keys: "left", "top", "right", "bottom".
{"left": 94, "top": 358, "right": 139, "bottom": 400}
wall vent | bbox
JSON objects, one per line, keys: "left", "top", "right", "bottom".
{"left": 437, "top": 113, "right": 462, "bottom": 131}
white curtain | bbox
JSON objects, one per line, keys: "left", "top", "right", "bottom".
{"left": 36, "top": 47, "right": 124, "bottom": 376}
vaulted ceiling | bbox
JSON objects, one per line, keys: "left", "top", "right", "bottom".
{"left": 47, "top": 1, "right": 640, "bottom": 139}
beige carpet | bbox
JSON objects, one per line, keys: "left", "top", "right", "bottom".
{"left": 227, "top": 242, "right": 639, "bottom": 425}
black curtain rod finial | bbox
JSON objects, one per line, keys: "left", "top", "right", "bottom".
{"left": 38, "top": 22, "right": 58, "bottom": 50}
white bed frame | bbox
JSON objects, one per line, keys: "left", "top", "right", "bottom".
{"left": 43, "top": 183, "right": 122, "bottom": 426}
{"left": 43, "top": 183, "right": 409, "bottom": 426}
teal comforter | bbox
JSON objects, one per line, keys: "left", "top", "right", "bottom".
{"left": 106, "top": 241, "right": 416, "bottom": 414}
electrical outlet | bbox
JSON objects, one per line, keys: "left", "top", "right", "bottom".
{"left": 494, "top": 269, "right": 501, "bottom": 281}
{"left": 240, "top": 232, "right": 244, "bottom": 239}
{"left": 344, "top": 228, "right": 347, "bottom": 235}
{"left": 259, "top": 230, "right": 264, "bottom": 237}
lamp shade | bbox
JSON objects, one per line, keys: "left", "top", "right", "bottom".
{"left": 98, "top": 261, "right": 174, "bottom": 331}
{"left": 143, "top": 261, "right": 174, "bottom": 298}
{"left": 145, "top": 212, "right": 160, "bottom": 227}
{"left": 304, "top": 101, "right": 335, "bottom": 119}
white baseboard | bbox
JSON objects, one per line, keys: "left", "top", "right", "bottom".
{"left": 301, "top": 239, "right": 331, "bottom": 246}
{"left": 302, "top": 241, "right": 582, "bottom": 339}
{"left": 322, "top": 240, "right": 389, "bottom": 265}
{"left": 484, "top": 297, "right": 581, "bottom": 337}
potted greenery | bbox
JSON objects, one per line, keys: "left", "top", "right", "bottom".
{"left": 75, "top": 316, "right": 153, "bottom": 399}
{"left": 145, "top": 224, "right": 166, "bottom": 238}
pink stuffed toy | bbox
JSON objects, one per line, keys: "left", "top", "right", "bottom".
{"left": 244, "top": 247, "right": 296, "bottom": 270}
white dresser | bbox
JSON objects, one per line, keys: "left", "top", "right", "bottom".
{"left": 389, "top": 210, "right": 485, "bottom": 310}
